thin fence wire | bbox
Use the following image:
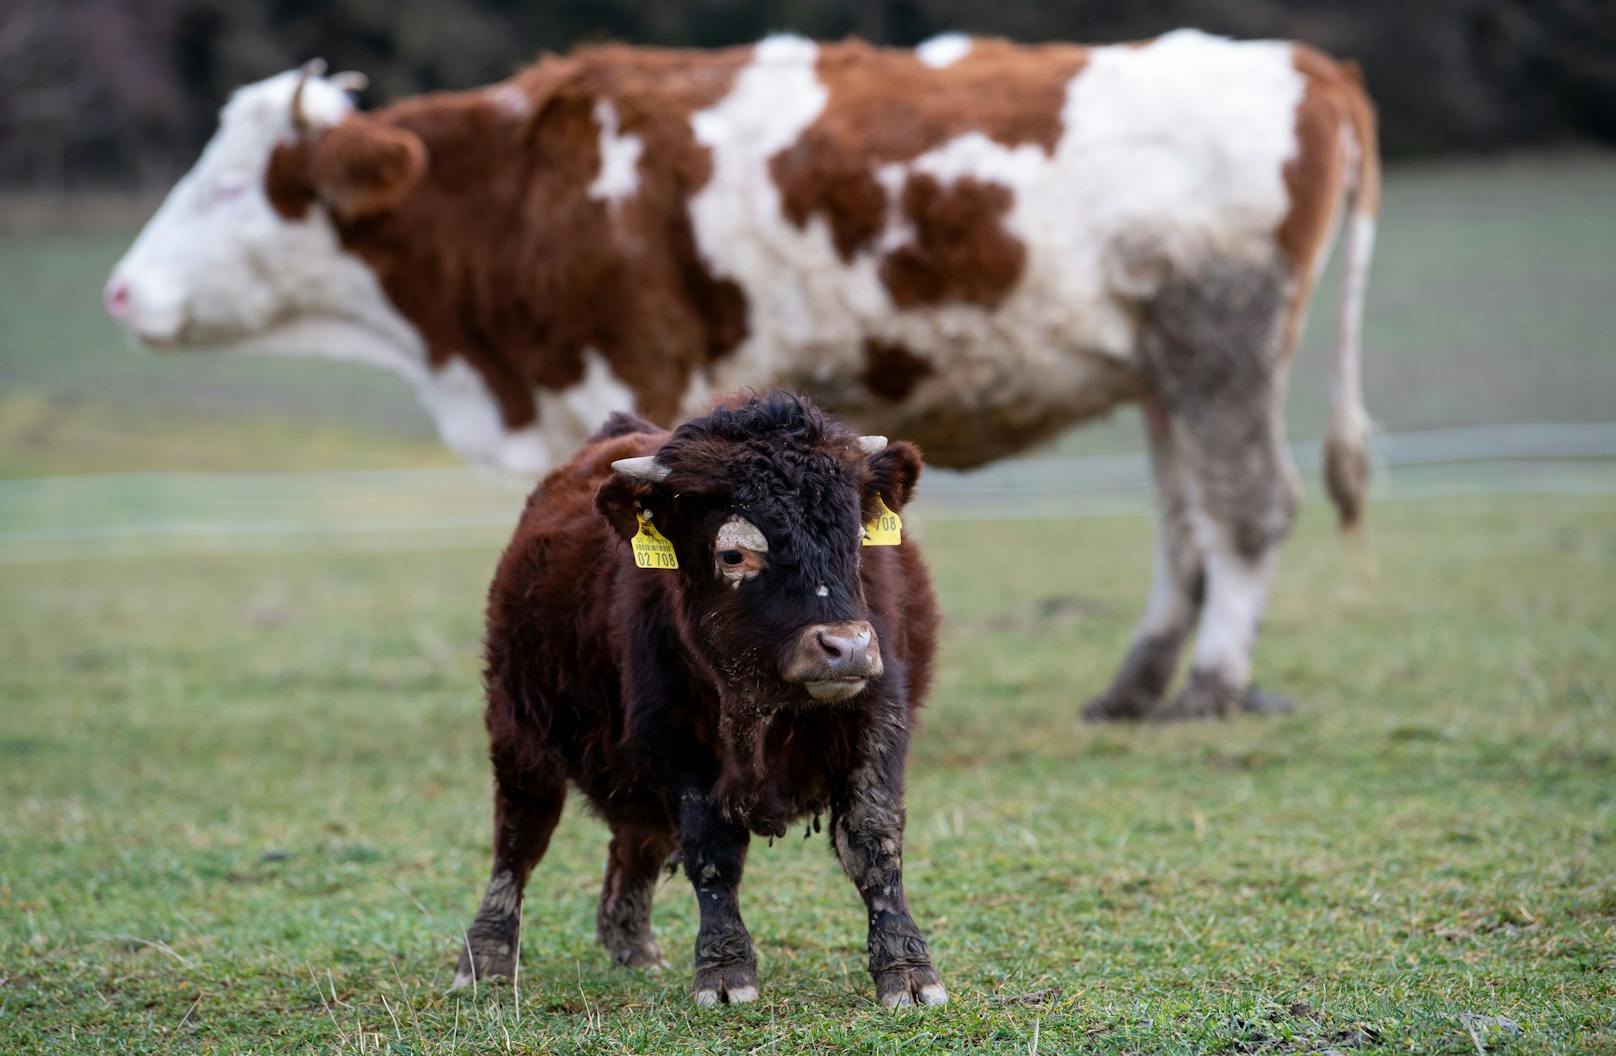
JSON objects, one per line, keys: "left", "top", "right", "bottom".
{"left": 2, "top": 423, "right": 1613, "bottom": 563}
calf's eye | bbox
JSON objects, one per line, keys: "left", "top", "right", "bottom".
{"left": 719, "top": 550, "right": 745, "bottom": 567}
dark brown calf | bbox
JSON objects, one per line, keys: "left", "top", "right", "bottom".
{"left": 455, "top": 393, "right": 946, "bottom": 1008}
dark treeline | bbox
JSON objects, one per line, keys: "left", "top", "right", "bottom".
{"left": 4, "top": 0, "right": 1614, "bottom": 189}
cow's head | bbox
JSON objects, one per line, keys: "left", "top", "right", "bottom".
{"left": 597, "top": 393, "right": 923, "bottom": 709}
{"left": 104, "top": 61, "right": 424, "bottom": 350}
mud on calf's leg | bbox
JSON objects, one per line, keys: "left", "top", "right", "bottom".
{"left": 597, "top": 824, "right": 674, "bottom": 969}
{"left": 679, "top": 790, "right": 758, "bottom": 1006}
{"left": 832, "top": 759, "right": 946, "bottom": 1008}
{"left": 454, "top": 780, "right": 566, "bottom": 987}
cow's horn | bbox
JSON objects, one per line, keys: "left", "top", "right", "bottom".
{"left": 611, "top": 456, "right": 671, "bottom": 483}
{"left": 289, "top": 58, "right": 327, "bottom": 136}
{"left": 857, "top": 435, "right": 888, "bottom": 455}
{"left": 331, "top": 71, "right": 368, "bottom": 93}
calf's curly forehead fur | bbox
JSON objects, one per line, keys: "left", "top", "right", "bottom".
{"left": 654, "top": 393, "right": 866, "bottom": 551}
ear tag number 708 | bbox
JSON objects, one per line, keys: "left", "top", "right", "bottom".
{"left": 631, "top": 511, "right": 679, "bottom": 570}
{"left": 862, "top": 496, "right": 902, "bottom": 547}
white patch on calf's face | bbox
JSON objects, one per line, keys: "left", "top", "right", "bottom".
{"left": 714, "top": 516, "right": 767, "bottom": 586}
{"left": 587, "top": 100, "right": 643, "bottom": 203}
{"left": 715, "top": 517, "right": 768, "bottom": 553}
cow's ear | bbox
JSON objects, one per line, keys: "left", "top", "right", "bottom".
{"left": 865, "top": 440, "right": 923, "bottom": 514}
{"left": 308, "top": 117, "right": 426, "bottom": 218}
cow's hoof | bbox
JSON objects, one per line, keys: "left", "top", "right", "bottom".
{"left": 1152, "top": 669, "right": 1238, "bottom": 723}
{"left": 693, "top": 963, "right": 759, "bottom": 1007}
{"left": 876, "top": 966, "right": 947, "bottom": 1008}
{"left": 1240, "top": 686, "right": 1294, "bottom": 715}
{"left": 1081, "top": 688, "right": 1153, "bottom": 723}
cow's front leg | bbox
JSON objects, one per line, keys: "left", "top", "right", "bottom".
{"left": 679, "top": 788, "right": 758, "bottom": 1006}
{"left": 831, "top": 751, "right": 946, "bottom": 1008}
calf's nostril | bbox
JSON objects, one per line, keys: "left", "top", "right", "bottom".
{"left": 817, "top": 631, "right": 851, "bottom": 663}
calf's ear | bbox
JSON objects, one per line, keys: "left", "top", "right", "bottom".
{"left": 595, "top": 474, "right": 655, "bottom": 543}
{"left": 308, "top": 116, "right": 426, "bottom": 218}
{"left": 865, "top": 440, "right": 923, "bottom": 514}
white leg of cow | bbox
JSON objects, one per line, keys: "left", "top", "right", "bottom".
{"left": 1133, "top": 253, "right": 1300, "bottom": 720}
{"left": 1084, "top": 399, "right": 1204, "bottom": 721}
{"left": 1153, "top": 398, "right": 1299, "bottom": 721}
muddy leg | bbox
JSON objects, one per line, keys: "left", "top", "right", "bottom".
{"left": 831, "top": 730, "right": 945, "bottom": 1008}
{"left": 453, "top": 779, "right": 565, "bottom": 988}
{"left": 1138, "top": 255, "right": 1300, "bottom": 722}
{"left": 597, "top": 823, "right": 674, "bottom": 969}
{"left": 1085, "top": 398, "right": 1204, "bottom": 722}
{"left": 679, "top": 789, "right": 758, "bottom": 1007}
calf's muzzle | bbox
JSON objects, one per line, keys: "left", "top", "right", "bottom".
{"left": 782, "top": 621, "right": 883, "bottom": 702}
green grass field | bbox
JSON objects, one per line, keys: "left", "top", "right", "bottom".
{"left": 2, "top": 155, "right": 1615, "bottom": 1052}
{"left": 3, "top": 499, "right": 1613, "bottom": 1053}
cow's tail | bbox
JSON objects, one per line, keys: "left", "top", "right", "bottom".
{"left": 1322, "top": 65, "right": 1379, "bottom": 534}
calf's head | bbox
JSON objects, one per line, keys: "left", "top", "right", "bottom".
{"left": 104, "top": 62, "right": 423, "bottom": 349}
{"left": 597, "top": 394, "right": 922, "bottom": 707}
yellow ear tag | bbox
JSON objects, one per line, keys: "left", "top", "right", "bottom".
{"left": 631, "top": 511, "right": 679, "bottom": 570}
{"left": 862, "top": 496, "right": 902, "bottom": 547}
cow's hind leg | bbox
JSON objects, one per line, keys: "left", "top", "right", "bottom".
{"left": 453, "top": 777, "right": 566, "bottom": 988}
{"left": 1140, "top": 254, "right": 1301, "bottom": 721}
{"left": 597, "top": 822, "right": 674, "bottom": 968}
{"left": 1084, "top": 397, "right": 1204, "bottom": 721}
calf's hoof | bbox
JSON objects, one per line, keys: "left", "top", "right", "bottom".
{"left": 693, "top": 962, "right": 759, "bottom": 1007}
{"left": 607, "top": 938, "right": 669, "bottom": 970}
{"left": 597, "top": 931, "right": 665, "bottom": 970}
{"left": 451, "top": 938, "right": 516, "bottom": 990}
{"left": 876, "top": 965, "right": 948, "bottom": 1008}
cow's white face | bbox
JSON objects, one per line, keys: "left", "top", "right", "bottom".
{"left": 105, "top": 68, "right": 362, "bottom": 349}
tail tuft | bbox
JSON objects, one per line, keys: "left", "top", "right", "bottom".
{"left": 1324, "top": 417, "right": 1370, "bottom": 532}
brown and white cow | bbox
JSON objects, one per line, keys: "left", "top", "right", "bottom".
{"left": 459, "top": 392, "right": 944, "bottom": 1006}
{"left": 106, "top": 31, "right": 1379, "bottom": 720}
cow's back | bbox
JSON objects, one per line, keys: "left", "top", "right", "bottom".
{"left": 680, "top": 31, "right": 1319, "bottom": 466}
{"left": 283, "top": 32, "right": 1367, "bottom": 475}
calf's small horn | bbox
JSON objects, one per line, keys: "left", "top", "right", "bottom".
{"left": 289, "top": 58, "right": 327, "bottom": 136}
{"left": 858, "top": 435, "right": 888, "bottom": 455}
{"left": 611, "top": 456, "right": 671, "bottom": 483}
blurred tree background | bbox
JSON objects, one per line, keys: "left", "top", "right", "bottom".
{"left": 2, "top": 0, "right": 1614, "bottom": 190}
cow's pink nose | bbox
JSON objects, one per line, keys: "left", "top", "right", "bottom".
{"left": 103, "top": 278, "right": 131, "bottom": 320}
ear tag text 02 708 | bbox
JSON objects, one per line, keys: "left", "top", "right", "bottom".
{"left": 631, "top": 511, "right": 679, "bottom": 570}
{"left": 862, "top": 496, "right": 902, "bottom": 547}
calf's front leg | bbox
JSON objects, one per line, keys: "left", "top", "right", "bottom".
{"left": 831, "top": 748, "right": 946, "bottom": 1008}
{"left": 679, "top": 788, "right": 759, "bottom": 1006}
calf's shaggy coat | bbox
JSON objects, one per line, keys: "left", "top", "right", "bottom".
{"left": 457, "top": 394, "right": 945, "bottom": 1007}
